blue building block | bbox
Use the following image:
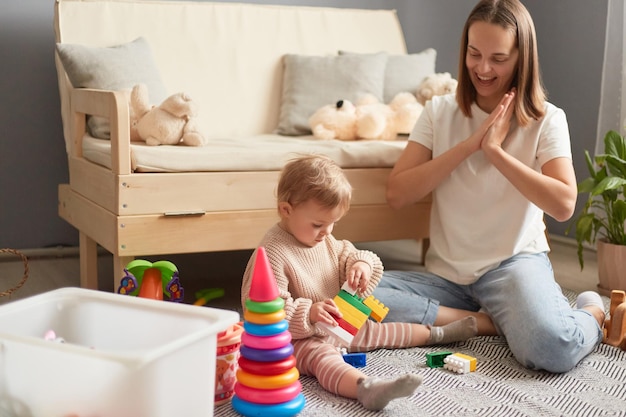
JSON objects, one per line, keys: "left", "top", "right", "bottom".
{"left": 343, "top": 352, "right": 366, "bottom": 368}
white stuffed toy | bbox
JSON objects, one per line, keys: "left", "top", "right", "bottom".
{"left": 415, "top": 72, "right": 458, "bottom": 106}
{"left": 129, "top": 83, "right": 205, "bottom": 146}
{"left": 387, "top": 92, "right": 423, "bottom": 135}
{"left": 308, "top": 92, "right": 422, "bottom": 141}
{"left": 355, "top": 93, "right": 422, "bottom": 141}
{"left": 308, "top": 99, "right": 358, "bottom": 141}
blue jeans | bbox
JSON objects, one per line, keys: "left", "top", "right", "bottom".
{"left": 373, "top": 252, "right": 603, "bottom": 373}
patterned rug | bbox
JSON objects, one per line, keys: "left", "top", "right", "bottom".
{"left": 215, "top": 290, "right": 626, "bottom": 417}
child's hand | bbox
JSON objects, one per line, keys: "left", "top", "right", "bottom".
{"left": 346, "top": 261, "right": 371, "bottom": 294}
{"left": 310, "top": 299, "right": 341, "bottom": 326}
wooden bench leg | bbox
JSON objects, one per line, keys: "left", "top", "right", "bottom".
{"left": 79, "top": 233, "right": 98, "bottom": 290}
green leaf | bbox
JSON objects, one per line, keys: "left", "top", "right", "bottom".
{"left": 612, "top": 200, "right": 626, "bottom": 231}
{"left": 575, "top": 213, "right": 594, "bottom": 244}
{"left": 578, "top": 177, "right": 596, "bottom": 194}
{"left": 571, "top": 130, "right": 626, "bottom": 269}
{"left": 604, "top": 154, "right": 626, "bottom": 178}
{"left": 604, "top": 130, "right": 626, "bottom": 159}
{"left": 591, "top": 176, "right": 626, "bottom": 197}
{"left": 584, "top": 150, "right": 596, "bottom": 178}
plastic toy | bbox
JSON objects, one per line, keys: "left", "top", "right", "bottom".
{"left": 426, "top": 351, "right": 453, "bottom": 368}
{"left": 215, "top": 322, "right": 244, "bottom": 406}
{"left": 238, "top": 356, "right": 297, "bottom": 375}
{"left": 342, "top": 352, "right": 367, "bottom": 368}
{"left": 43, "top": 330, "right": 65, "bottom": 344}
{"left": 604, "top": 290, "right": 626, "bottom": 350}
{"left": 241, "top": 331, "right": 292, "bottom": 350}
{"left": 232, "top": 247, "right": 305, "bottom": 417}
{"left": 138, "top": 267, "right": 163, "bottom": 300}
{"left": 318, "top": 281, "right": 389, "bottom": 346}
{"left": 118, "top": 260, "right": 184, "bottom": 302}
{"left": 243, "top": 309, "right": 286, "bottom": 324}
{"left": 236, "top": 367, "right": 300, "bottom": 389}
{"left": 443, "top": 353, "right": 477, "bottom": 374}
{"left": 193, "top": 288, "right": 225, "bottom": 306}
{"left": 243, "top": 320, "right": 289, "bottom": 336}
{"left": 231, "top": 394, "right": 306, "bottom": 417}
{"left": 234, "top": 381, "right": 302, "bottom": 404}
{"left": 240, "top": 342, "right": 294, "bottom": 362}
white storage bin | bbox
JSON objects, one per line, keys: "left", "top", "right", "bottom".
{"left": 0, "top": 287, "right": 239, "bottom": 417}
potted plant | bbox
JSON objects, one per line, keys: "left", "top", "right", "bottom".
{"left": 570, "top": 129, "right": 626, "bottom": 295}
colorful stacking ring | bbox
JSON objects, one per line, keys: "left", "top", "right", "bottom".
{"left": 233, "top": 380, "right": 301, "bottom": 404}
{"left": 232, "top": 393, "right": 306, "bottom": 417}
{"left": 238, "top": 355, "right": 297, "bottom": 376}
{"left": 244, "top": 320, "right": 289, "bottom": 336}
{"left": 241, "top": 331, "right": 292, "bottom": 350}
{"left": 236, "top": 367, "right": 299, "bottom": 389}
{"left": 245, "top": 297, "right": 285, "bottom": 314}
{"left": 244, "top": 309, "right": 286, "bottom": 325}
{"left": 240, "top": 344, "right": 294, "bottom": 362}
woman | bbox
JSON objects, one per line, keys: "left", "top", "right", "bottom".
{"left": 374, "top": 0, "right": 604, "bottom": 373}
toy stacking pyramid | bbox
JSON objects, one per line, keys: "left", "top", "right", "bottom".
{"left": 231, "top": 247, "right": 305, "bottom": 417}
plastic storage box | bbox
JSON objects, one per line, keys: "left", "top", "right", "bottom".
{"left": 0, "top": 287, "right": 239, "bottom": 417}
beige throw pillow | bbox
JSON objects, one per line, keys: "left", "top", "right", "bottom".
{"left": 56, "top": 37, "right": 167, "bottom": 139}
{"left": 276, "top": 52, "right": 388, "bottom": 136}
{"left": 340, "top": 48, "right": 437, "bottom": 103}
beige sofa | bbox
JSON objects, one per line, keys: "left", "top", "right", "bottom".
{"left": 54, "top": 0, "right": 432, "bottom": 290}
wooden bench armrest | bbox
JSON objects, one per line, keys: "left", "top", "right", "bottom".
{"left": 70, "top": 88, "right": 132, "bottom": 175}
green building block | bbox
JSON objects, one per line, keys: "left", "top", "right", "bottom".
{"left": 426, "top": 351, "right": 453, "bottom": 368}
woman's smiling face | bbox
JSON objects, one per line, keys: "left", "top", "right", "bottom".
{"left": 466, "top": 20, "right": 519, "bottom": 113}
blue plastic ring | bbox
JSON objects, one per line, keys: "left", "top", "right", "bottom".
{"left": 231, "top": 393, "right": 305, "bottom": 417}
{"left": 244, "top": 320, "right": 289, "bottom": 336}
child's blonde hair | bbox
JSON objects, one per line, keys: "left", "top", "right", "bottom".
{"left": 277, "top": 154, "right": 352, "bottom": 212}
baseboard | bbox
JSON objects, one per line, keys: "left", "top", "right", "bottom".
{"left": 548, "top": 234, "right": 596, "bottom": 252}
{"left": 0, "top": 246, "right": 108, "bottom": 262}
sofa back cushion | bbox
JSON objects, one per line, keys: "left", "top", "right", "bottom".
{"left": 54, "top": 0, "right": 407, "bottom": 145}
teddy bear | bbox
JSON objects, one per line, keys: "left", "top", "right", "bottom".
{"left": 129, "top": 83, "right": 205, "bottom": 146}
{"left": 308, "top": 99, "right": 358, "bottom": 141}
{"left": 308, "top": 92, "right": 422, "bottom": 141}
{"left": 386, "top": 92, "right": 423, "bottom": 135}
{"left": 415, "top": 72, "right": 458, "bottom": 106}
{"left": 355, "top": 92, "right": 422, "bottom": 141}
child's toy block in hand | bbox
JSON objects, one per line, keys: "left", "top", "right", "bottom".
{"left": 363, "top": 295, "right": 389, "bottom": 322}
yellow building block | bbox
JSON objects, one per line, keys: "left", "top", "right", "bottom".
{"left": 443, "top": 353, "right": 477, "bottom": 374}
{"left": 333, "top": 295, "right": 368, "bottom": 329}
{"left": 363, "top": 295, "right": 389, "bottom": 322}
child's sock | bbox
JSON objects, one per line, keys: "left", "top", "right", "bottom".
{"left": 427, "top": 316, "right": 477, "bottom": 345}
{"left": 357, "top": 373, "right": 423, "bottom": 411}
{"left": 576, "top": 291, "right": 604, "bottom": 311}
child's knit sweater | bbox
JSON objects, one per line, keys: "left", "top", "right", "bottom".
{"left": 241, "top": 223, "right": 384, "bottom": 340}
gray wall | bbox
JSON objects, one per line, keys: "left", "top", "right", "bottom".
{"left": 0, "top": 0, "right": 607, "bottom": 250}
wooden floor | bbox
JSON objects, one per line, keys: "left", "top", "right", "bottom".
{"left": 0, "top": 237, "right": 600, "bottom": 308}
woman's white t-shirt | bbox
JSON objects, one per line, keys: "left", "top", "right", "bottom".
{"left": 410, "top": 94, "right": 571, "bottom": 285}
